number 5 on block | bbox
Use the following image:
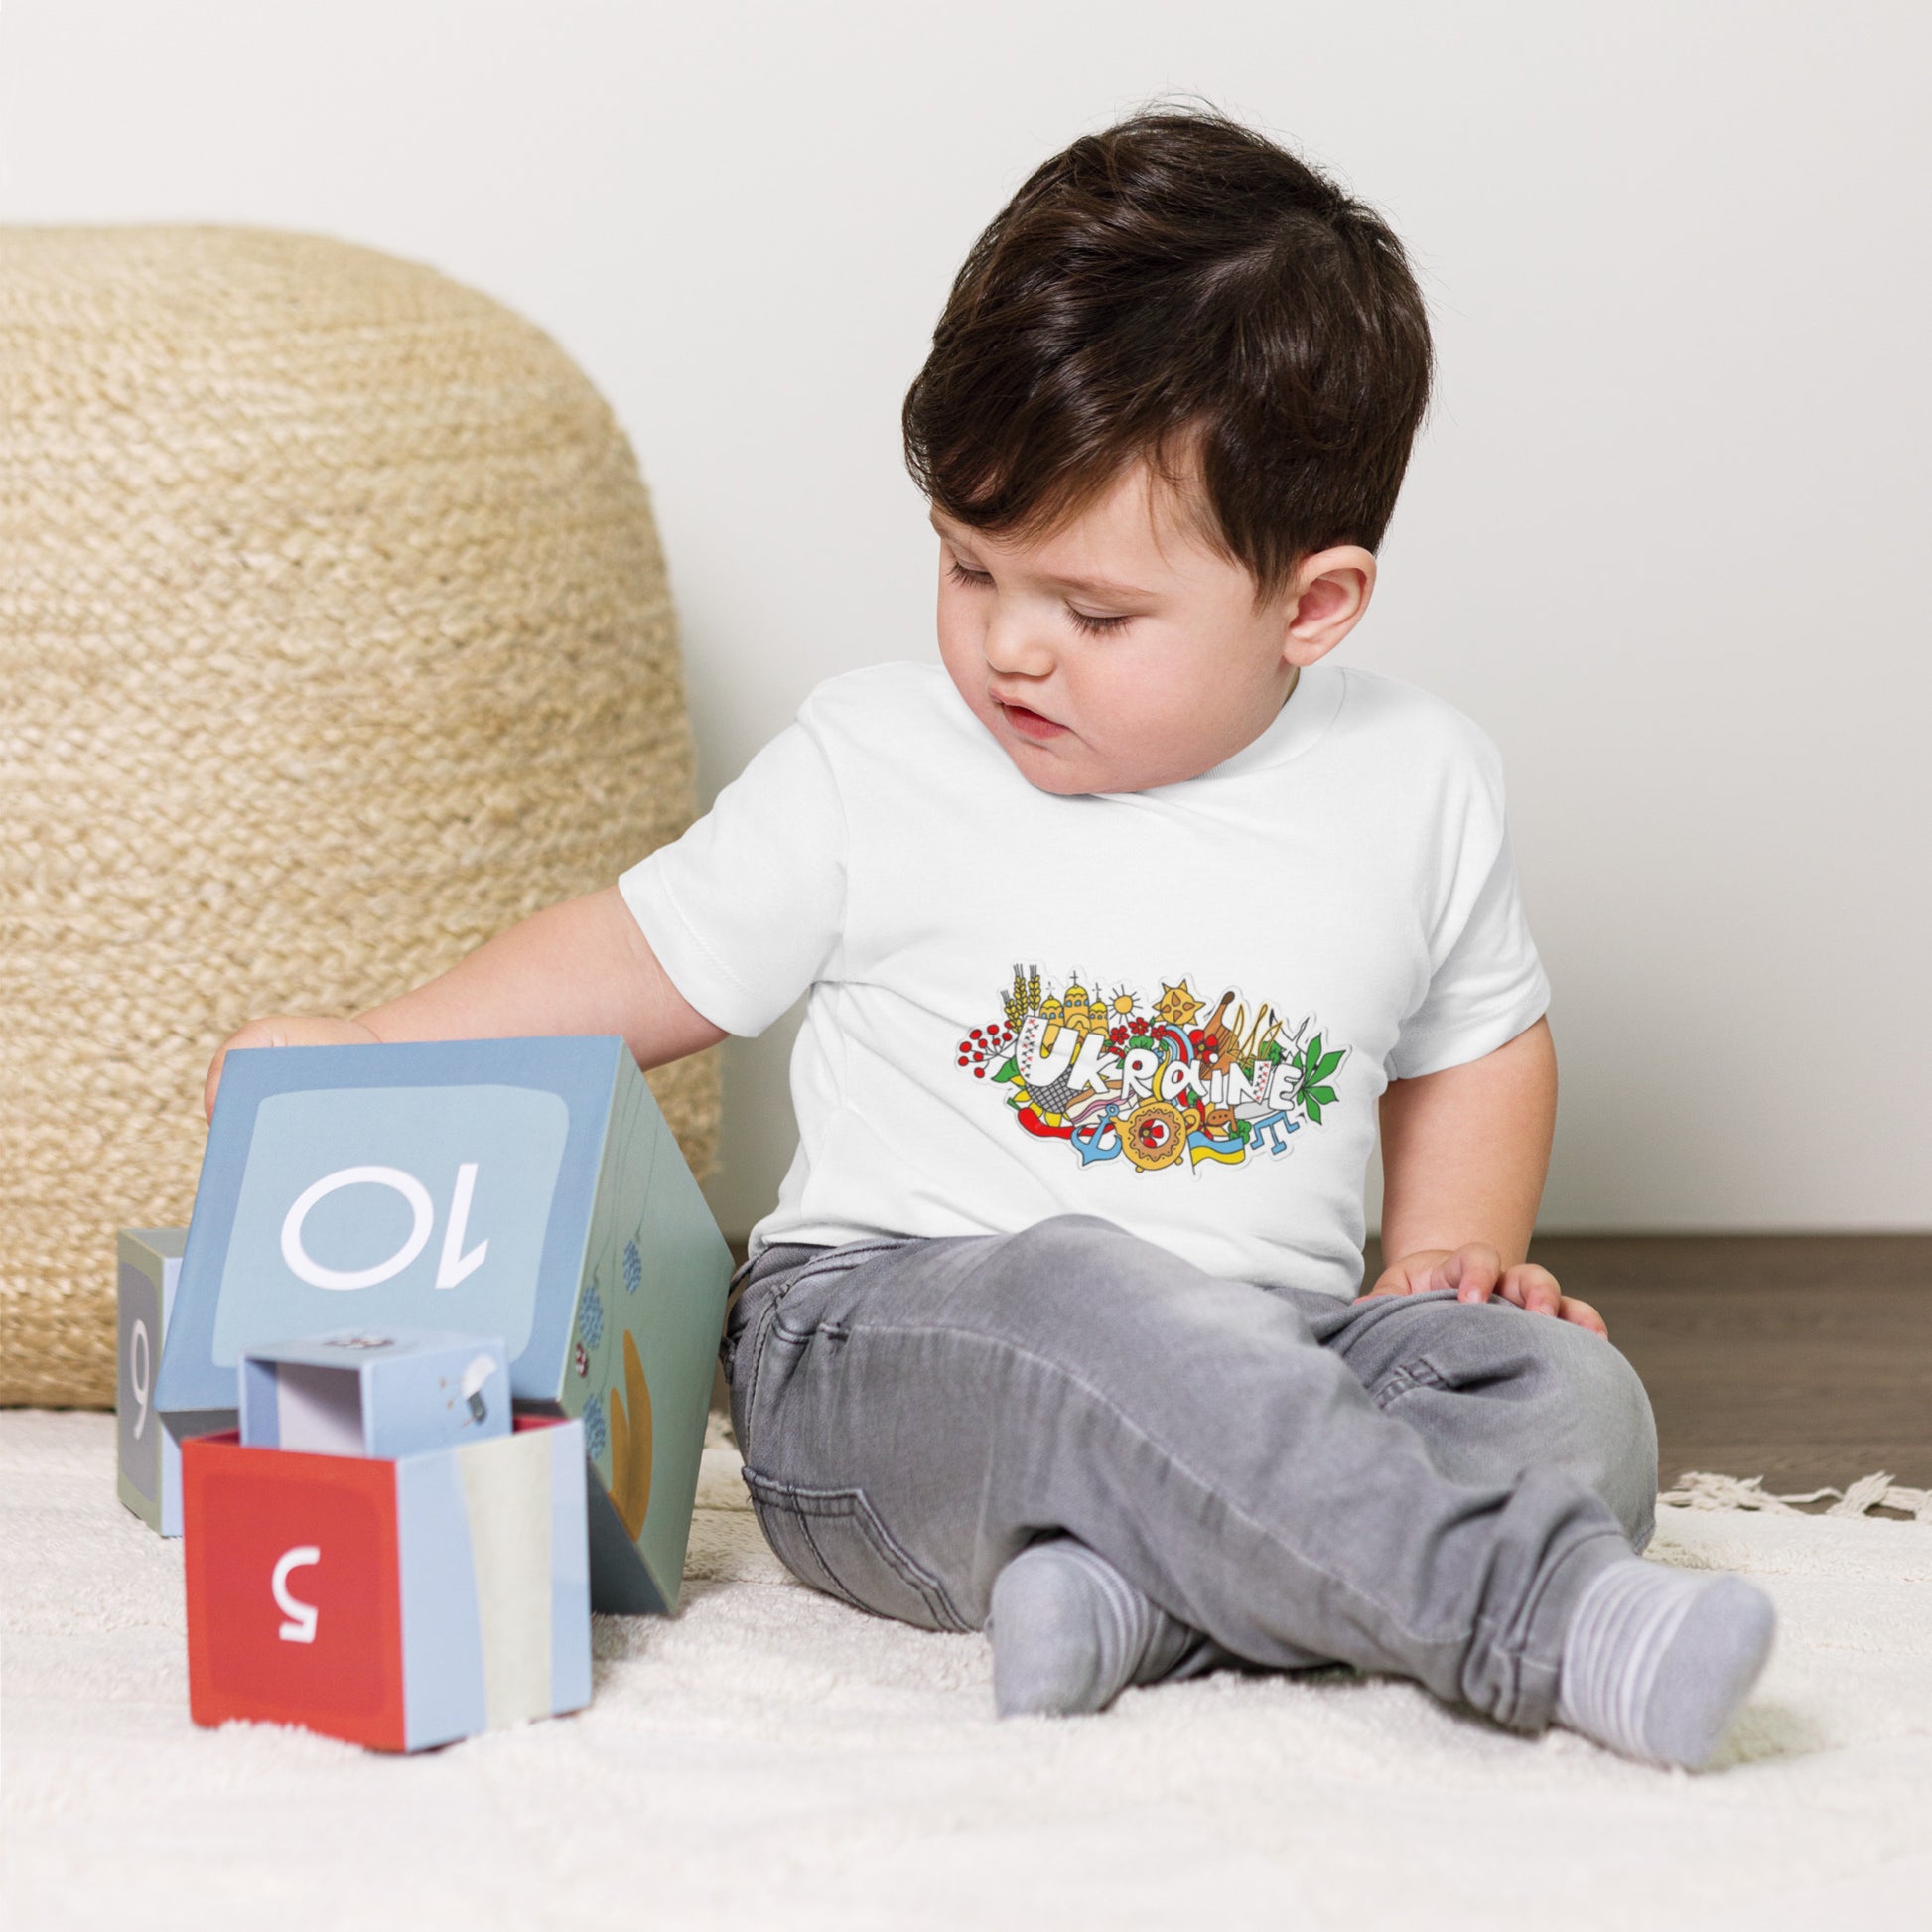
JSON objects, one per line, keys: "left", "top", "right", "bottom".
{"left": 273, "top": 1546, "right": 321, "bottom": 1642}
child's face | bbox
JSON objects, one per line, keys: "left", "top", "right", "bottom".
{"left": 932, "top": 459, "right": 1375, "bottom": 794}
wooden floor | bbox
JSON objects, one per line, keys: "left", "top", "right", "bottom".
{"left": 1519, "top": 1235, "right": 1932, "bottom": 1491}
{"left": 725, "top": 1235, "right": 1932, "bottom": 1493}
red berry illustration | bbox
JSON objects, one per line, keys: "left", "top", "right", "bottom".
{"left": 957, "top": 1018, "right": 1016, "bottom": 1076}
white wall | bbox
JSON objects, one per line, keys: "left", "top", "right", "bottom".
{"left": 6, "top": 0, "right": 1926, "bottom": 1236}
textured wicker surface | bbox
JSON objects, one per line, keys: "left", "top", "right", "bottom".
{"left": 1, "top": 225, "right": 721, "bottom": 1407}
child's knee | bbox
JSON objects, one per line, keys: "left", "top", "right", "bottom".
{"left": 1538, "top": 1325, "right": 1659, "bottom": 1549}
{"left": 1378, "top": 1304, "right": 1660, "bottom": 1550}
{"left": 978, "top": 1212, "right": 1285, "bottom": 1367}
{"left": 984, "top": 1212, "right": 1156, "bottom": 1309}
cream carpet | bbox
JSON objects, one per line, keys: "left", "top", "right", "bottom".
{"left": 5, "top": 1411, "right": 1930, "bottom": 1931}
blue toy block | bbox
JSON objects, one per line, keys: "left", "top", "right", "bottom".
{"left": 154, "top": 1035, "right": 733, "bottom": 1612}
{"left": 117, "top": 1228, "right": 228, "bottom": 1536}
{"left": 239, "top": 1330, "right": 510, "bottom": 1459}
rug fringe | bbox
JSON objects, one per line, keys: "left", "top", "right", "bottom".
{"left": 1660, "top": 1470, "right": 1932, "bottom": 1522}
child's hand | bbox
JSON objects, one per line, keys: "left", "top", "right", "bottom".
{"left": 204, "top": 1016, "right": 381, "bottom": 1123}
{"left": 1359, "top": 1245, "right": 1607, "bottom": 1336}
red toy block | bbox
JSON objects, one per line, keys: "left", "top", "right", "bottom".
{"left": 182, "top": 1416, "right": 590, "bottom": 1752}
{"left": 184, "top": 1432, "right": 407, "bottom": 1748}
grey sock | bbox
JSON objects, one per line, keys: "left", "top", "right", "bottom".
{"left": 1555, "top": 1557, "right": 1776, "bottom": 1769}
{"left": 987, "top": 1536, "right": 1198, "bottom": 1718}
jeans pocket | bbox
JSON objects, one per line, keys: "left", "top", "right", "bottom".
{"left": 740, "top": 1468, "right": 969, "bottom": 1633}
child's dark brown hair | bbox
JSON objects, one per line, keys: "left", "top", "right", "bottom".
{"left": 902, "top": 104, "right": 1434, "bottom": 605}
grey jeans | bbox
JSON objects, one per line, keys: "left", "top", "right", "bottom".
{"left": 722, "top": 1212, "right": 1657, "bottom": 1731}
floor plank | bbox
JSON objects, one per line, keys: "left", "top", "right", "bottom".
{"left": 1524, "top": 1236, "right": 1932, "bottom": 1491}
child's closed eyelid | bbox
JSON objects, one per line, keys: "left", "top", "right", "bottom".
{"left": 946, "top": 556, "right": 1132, "bottom": 635}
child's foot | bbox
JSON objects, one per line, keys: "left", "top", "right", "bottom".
{"left": 1555, "top": 1557, "right": 1776, "bottom": 1769}
{"left": 987, "top": 1536, "right": 1198, "bottom": 1718}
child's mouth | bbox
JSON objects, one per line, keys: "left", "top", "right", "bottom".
{"left": 998, "top": 699, "right": 1067, "bottom": 741}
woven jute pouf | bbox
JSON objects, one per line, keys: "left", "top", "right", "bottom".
{"left": 1, "top": 226, "right": 722, "bottom": 1407}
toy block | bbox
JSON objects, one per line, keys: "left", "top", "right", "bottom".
{"left": 117, "top": 1228, "right": 228, "bottom": 1536}
{"left": 154, "top": 1036, "right": 733, "bottom": 1613}
{"left": 184, "top": 1414, "right": 591, "bottom": 1751}
{"left": 239, "top": 1330, "right": 510, "bottom": 1459}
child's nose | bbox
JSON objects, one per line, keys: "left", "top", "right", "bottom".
{"left": 981, "top": 608, "right": 1057, "bottom": 678}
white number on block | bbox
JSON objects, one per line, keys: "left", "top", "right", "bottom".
{"left": 128, "top": 1317, "right": 151, "bottom": 1442}
{"left": 273, "top": 1546, "right": 322, "bottom": 1643}
{"left": 280, "top": 1163, "right": 488, "bottom": 1291}
{"left": 437, "top": 1162, "right": 487, "bottom": 1288}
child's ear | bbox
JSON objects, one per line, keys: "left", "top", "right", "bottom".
{"left": 1277, "top": 545, "right": 1377, "bottom": 668}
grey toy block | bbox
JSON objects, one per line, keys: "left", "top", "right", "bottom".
{"left": 116, "top": 1229, "right": 224, "bottom": 1535}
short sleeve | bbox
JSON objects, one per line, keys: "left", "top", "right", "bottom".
{"left": 1387, "top": 822, "right": 1551, "bottom": 1083}
{"left": 617, "top": 713, "right": 847, "bottom": 1037}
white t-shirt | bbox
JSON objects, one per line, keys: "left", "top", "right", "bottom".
{"left": 619, "top": 659, "right": 1549, "bottom": 1302}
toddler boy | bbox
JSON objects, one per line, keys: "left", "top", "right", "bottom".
{"left": 207, "top": 108, "right": 1774, "bottom": 1767}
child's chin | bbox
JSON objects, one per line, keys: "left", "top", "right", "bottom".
{"left": 1005, "top": 749, "right": 1115, "bottom": 796}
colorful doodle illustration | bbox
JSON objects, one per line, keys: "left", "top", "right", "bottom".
{"left": 582, "top": 1392, "right": 610, "bottom": 1462}
{"left": 956, "top": 964, "right": 1348, "bottom": 1173}
{"left": 574, "top": 1222, "right": 653, "bottom": 1535}
{"left": 607, "top": 1330, "right": 653, "bottom": 1540}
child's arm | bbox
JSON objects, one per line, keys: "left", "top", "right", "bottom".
{"left": 1363, "top": 1017, "right": 1605, "bottom": 1333}
{"left": 202, "top": 885, "right": 728, "bottom": 1121}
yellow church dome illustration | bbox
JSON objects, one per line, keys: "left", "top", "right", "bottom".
{"left": 1059, "top": 983, "right": 1097, "bottom": 1033}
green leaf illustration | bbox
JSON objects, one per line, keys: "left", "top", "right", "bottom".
{"left": 1310, "top": 1085, "right": 1338, "bottom": 1106}
{"left": 1313, "top": 1050, "right": 1345, "bottom": 1081}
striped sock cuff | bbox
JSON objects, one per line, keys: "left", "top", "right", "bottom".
{"left": 1555, "top": 1558, "right": 1704, "bottom": 1760}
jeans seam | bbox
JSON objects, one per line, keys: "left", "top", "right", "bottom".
{"left": 1371, "top": 1357, "right": 1447, "bottom": 1410}
{"left": 773, "top": 1314, "right": 851, "bottom": 1344}
{"left": 1473, "top": 1524, "right": 1626, "bottom": 1727}
{"left": 791, "top": 1506, "right": 871, "bottom": 1615}
{"left": 743, "top": 1470, "right": 970, "bottom": 1631}
{"left": 736, "top": 1243, "right": 912, "bottom": 1456}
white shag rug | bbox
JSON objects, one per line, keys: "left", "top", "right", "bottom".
{"left": 5, "top": 1412, "right": 1930, "bottom": 1932}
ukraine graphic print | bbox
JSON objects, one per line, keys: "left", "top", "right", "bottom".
{"left": 956, "top": 965, "right": 1349, "bottom": 1173}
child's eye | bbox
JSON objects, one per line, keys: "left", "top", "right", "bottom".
{"left": 946, "top": 557, "right": 1132, "bottom": 636}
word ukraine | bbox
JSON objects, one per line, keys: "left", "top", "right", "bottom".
{"left": 956, "top": 965, "right": 1348, "bottom": 1174}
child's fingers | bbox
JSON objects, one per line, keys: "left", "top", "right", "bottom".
{"left": 1498, "top": 1263, "right": 1563, "bottom": 1317}
{"left": 1433, "top": 1244, "right": 1501, "bottom": 1302}
{"left": 204, "top": 1014, "right": 375, "bottom": 1120}
{"left": 1558, "top": 1295, "right": 1609, "bottom": 1337}
{"left": 1358, "top": 1250, "right": 1446, "bottom": 1301}
{"left": 203, "top": 1022, "right": 270, "bottom": 1121}
{"left": 1357, "top": 1270, "right": 1419, "bottom": 1302}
